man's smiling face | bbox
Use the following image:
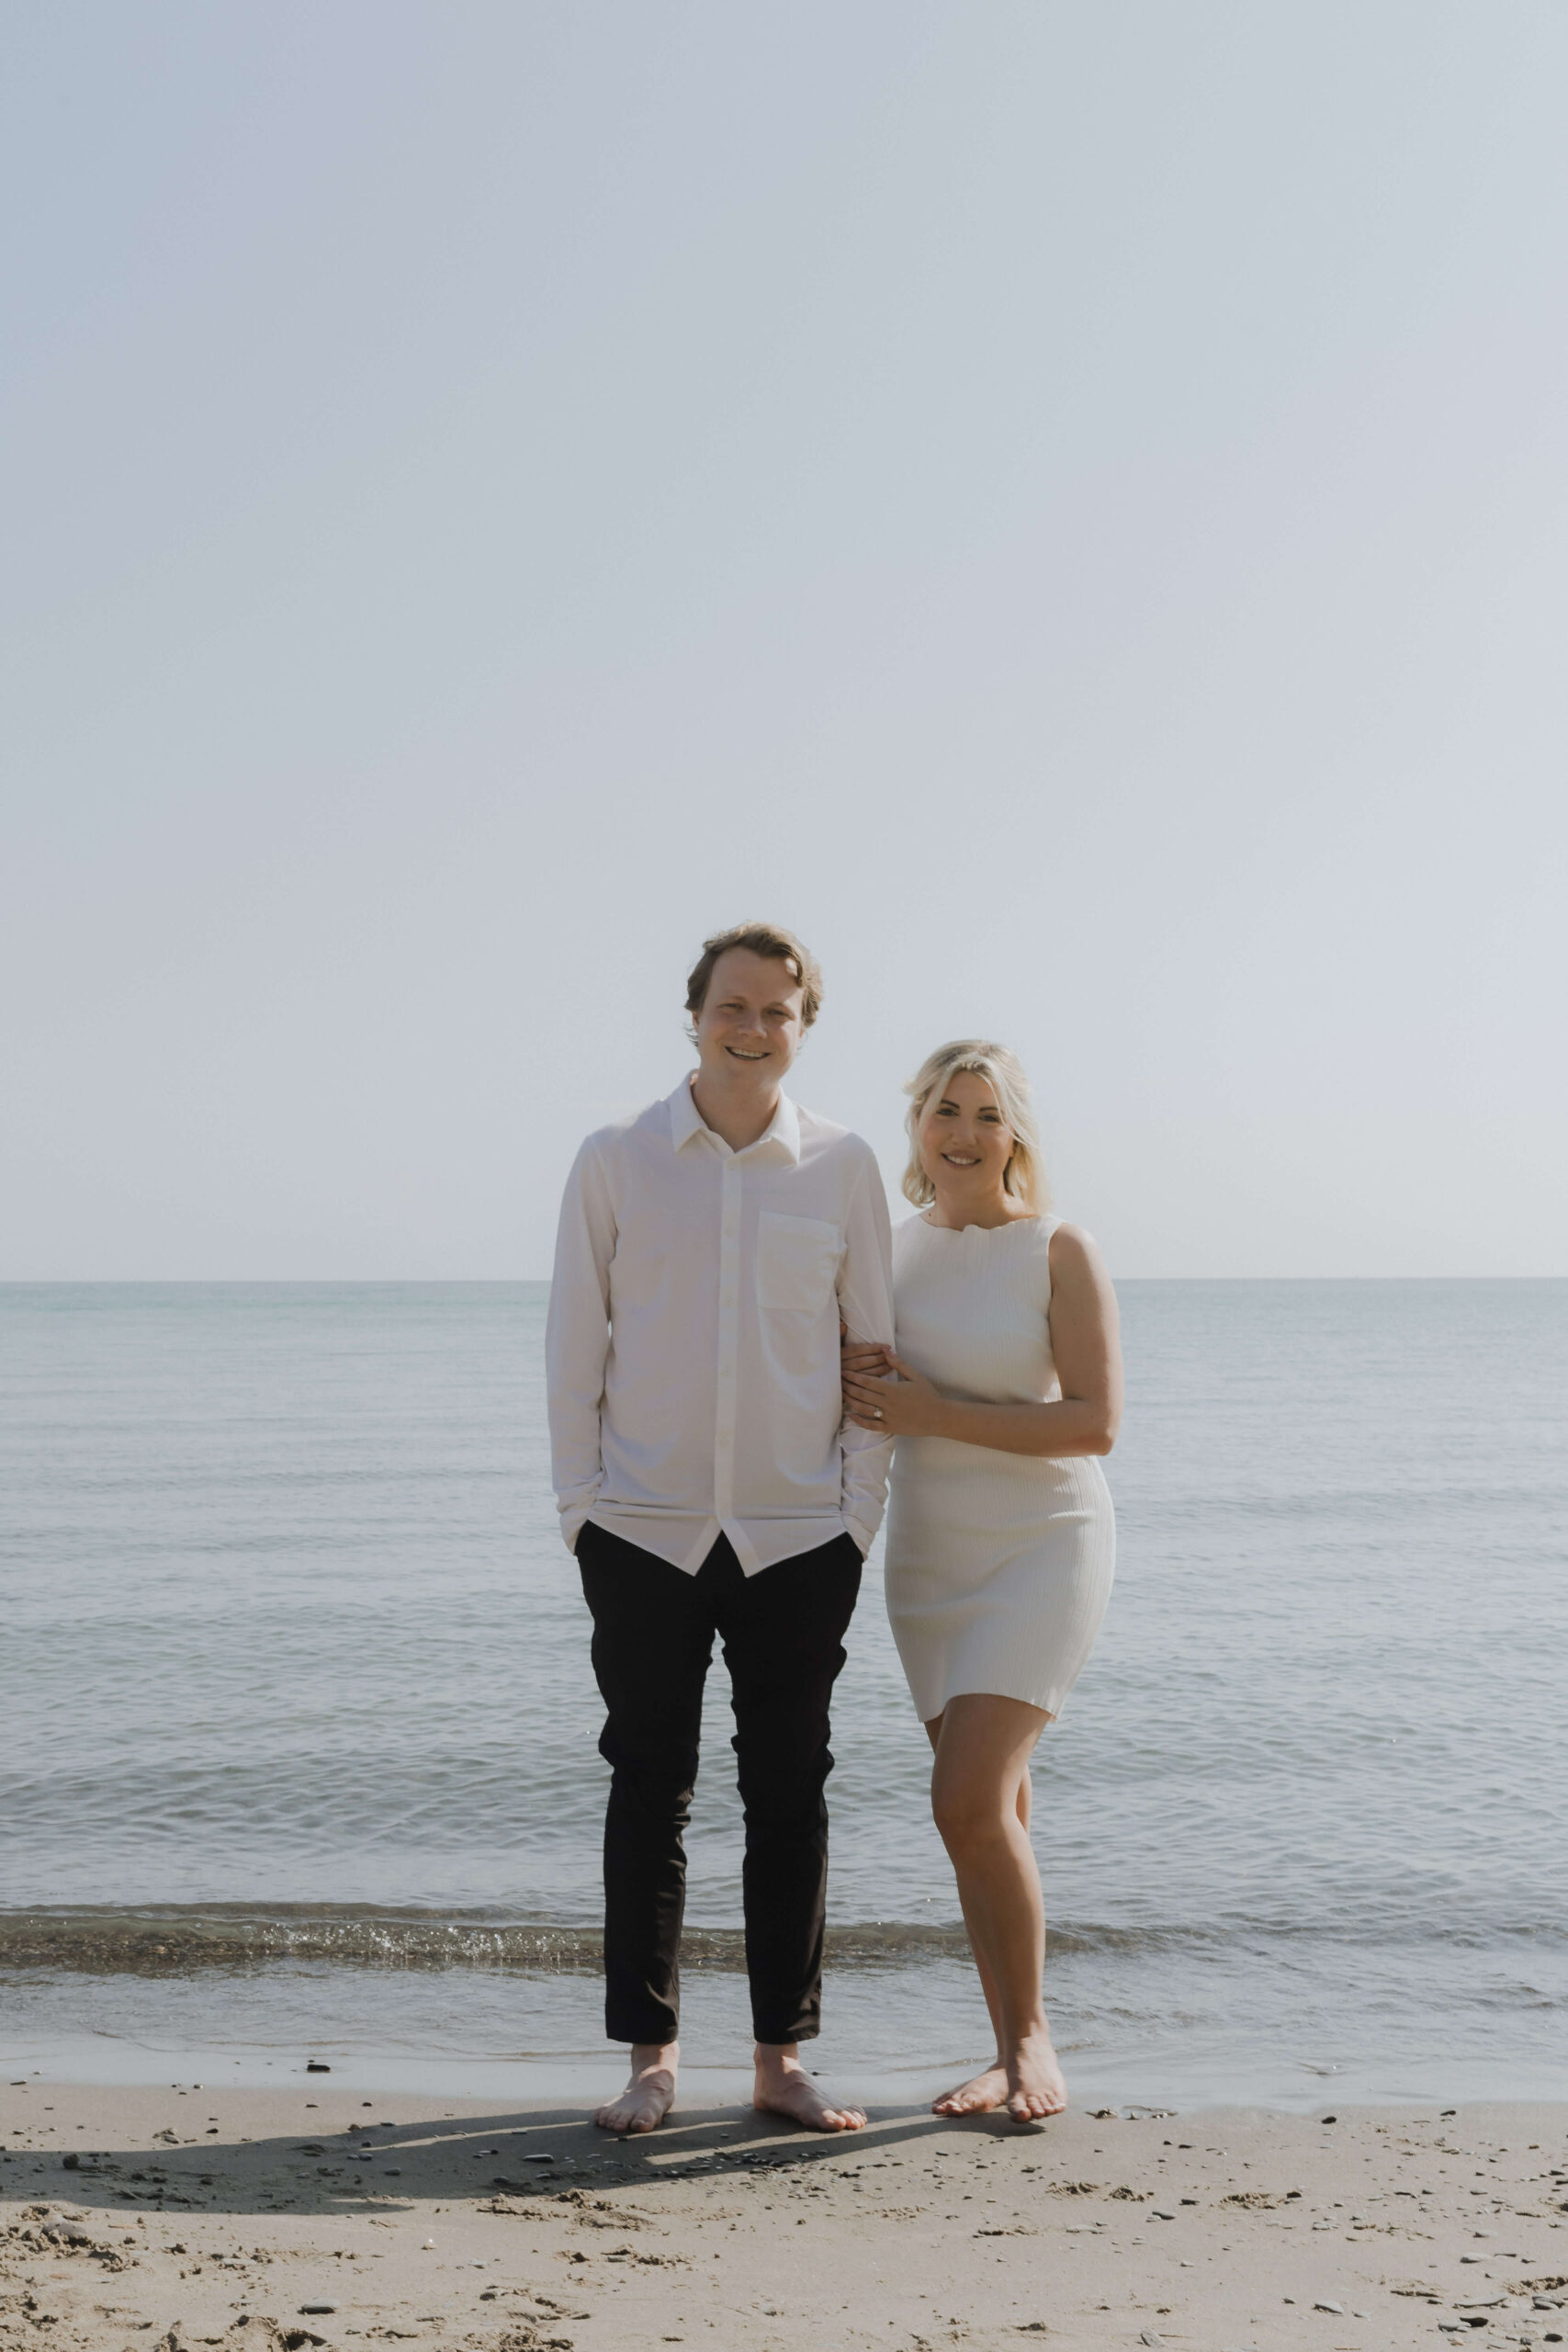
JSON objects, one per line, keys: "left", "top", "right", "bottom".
{"left": 693, "top": 946, "right": 806, "bottom": 1091}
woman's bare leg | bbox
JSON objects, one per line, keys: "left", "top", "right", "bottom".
{"left": 929, "top": 1711, "right": 1031, "bottom": 2115}
{"left": 928, "top": 1694, "right": 1066, "bottom": 2123}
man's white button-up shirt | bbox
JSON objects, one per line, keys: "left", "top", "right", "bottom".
{"left": 546, "top": 1075, "right": 896, "bottom": 1575}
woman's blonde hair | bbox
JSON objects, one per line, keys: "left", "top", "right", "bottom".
{"left": 901, "top": 1038, "right": 1050, "bottom": 1212}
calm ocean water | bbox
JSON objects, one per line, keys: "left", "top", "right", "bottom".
{"left": 2, "top": 1279, "right": 1564, "bottom": 2108}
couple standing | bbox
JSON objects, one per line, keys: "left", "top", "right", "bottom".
{"left": 546, "top": 922, "right": 1122, "bottom": 2134}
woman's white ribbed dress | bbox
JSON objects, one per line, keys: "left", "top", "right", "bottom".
{"left": 883, "top": 1213, "right": 1115, "bottom": 1722}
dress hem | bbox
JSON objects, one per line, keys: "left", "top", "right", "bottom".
{"left": 909, "top": 1680, "right": 1066, "bottom": 1724}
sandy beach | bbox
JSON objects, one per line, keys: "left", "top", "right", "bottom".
{"left": 4, "top": 2081, "right": 1565, "bottom": 2352}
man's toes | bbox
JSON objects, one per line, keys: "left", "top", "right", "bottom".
{"left": 596, "top": 2094, "right": 661, "bottom": 2133}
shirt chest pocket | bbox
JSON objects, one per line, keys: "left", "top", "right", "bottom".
{"left": 755, "top": 1211, "right": 842, "bottom": 1315}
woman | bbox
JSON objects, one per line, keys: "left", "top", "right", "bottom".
{"left": 842, "top": 1040, "right": 1121, "bottom": 2124}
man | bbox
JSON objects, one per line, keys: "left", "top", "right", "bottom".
{"left": 546, "top": 921, "right": 894, "bottom": 2134}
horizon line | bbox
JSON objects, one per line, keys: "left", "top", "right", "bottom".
{"left": 3, "top": 1272, "right": 1564, "bottom": 1288}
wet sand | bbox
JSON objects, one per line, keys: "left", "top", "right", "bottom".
{"left": 4, "top": 2080, "right": 1566, "bottom": 2350}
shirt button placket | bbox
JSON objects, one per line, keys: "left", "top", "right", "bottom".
{"left": 716, "top": 1160, "right": 739, "bottom": 1523}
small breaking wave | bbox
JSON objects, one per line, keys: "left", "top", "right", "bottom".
{"left": 4, "top": 1904, "right": 1564, "bottom": 1978}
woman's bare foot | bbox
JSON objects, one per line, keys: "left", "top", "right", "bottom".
{"left": 593, "top": 2041, "right": 679, "bottom": 2134}
{"left": 752, "top": 2043, "right": 865, "bottom": 2132}
{"left": 1003, "top": 2030, "right": 1067, "bottom": 2123}
{"left": 931, "top": 2060, "right": 1009, "bottom": 2117}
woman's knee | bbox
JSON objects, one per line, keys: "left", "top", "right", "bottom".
{"left": 931, "top": 1773, "right": 1019, "bottom": 1853}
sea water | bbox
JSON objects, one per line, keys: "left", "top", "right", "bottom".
{"left": 2, "top": 1279, "right": 1564, "bottom": 2108}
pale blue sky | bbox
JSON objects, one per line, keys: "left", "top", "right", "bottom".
{"left": 4, "top": 4, "right": 1564, "bottom": 1277}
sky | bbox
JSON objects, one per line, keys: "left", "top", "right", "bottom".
{"left": 3, "top": 2, "right": 1564, "bottom": 1279}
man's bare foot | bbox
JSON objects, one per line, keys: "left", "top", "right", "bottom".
{"left": 932, "top": 2060, "right": 1008, "bottom": 2117}
{"left": 1003, "top": 2030, "right": 1067, "bottom": 2123}
{"left": 593, "top": 2041, "right": 679, "bottom": 2134}
{"left": 752, "top": 2043, "right": 865, "bottom": 2132}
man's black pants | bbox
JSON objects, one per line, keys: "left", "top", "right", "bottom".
{"left": 576, "top": 1520, "right": 863, "bottom": 2049}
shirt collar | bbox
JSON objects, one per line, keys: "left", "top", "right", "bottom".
{"left": 668, "top": 1072, "right": 802, "bottom": 1166}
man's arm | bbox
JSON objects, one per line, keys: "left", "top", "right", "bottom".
{"left": 544, "top": 1136, "right": 616, "bottom": 1553}
{"left": 835, "top": 1150, "right": 896, "bottom": 1555}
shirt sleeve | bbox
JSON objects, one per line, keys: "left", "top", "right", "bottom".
{"left": 835, "top": 1148, "right": 896, "bottom": 1555}
{"left": 544, "top": 1135, "right": 616, "bottom": 1553}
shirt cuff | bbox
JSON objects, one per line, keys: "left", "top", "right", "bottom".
{"left": 559, "top": 1503, "right": 595, "bottom": 1554}
{"left": 842, "top": 1511, "right": 878, "bottom": 1559}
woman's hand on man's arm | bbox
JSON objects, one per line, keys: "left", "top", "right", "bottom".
{"left": 841, "top": 1344, "right": 948, "bottom": 1437}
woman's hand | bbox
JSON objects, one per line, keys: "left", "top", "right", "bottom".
{"left": 842, "top": 1348, "right": 945, "bottom": 1437}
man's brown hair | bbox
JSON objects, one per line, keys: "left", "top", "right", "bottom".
{"left": 684, "top": 922, "right": 823, "bottom": 1032}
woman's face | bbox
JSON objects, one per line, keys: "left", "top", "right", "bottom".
{"left": 917, "top": 1069, "right": 1015, "bottom": 1196}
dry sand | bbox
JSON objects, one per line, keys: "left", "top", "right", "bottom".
{"left": 4, "top": 2079, "right": 1566, "bottom": 2351}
